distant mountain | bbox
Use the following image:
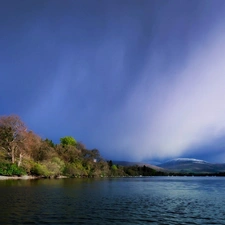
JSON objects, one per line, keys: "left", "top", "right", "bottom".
{"left": 113, "top": 161, "right": 165, "bottom": 171}
{"left": 166, "top": 158, "right": 208, "bottom": 163}
{"left": 158, "top": 158, "right": 225, "bottom": 173}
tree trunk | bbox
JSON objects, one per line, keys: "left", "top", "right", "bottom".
{"left": 18, "top": 153, "right": 23, "bottom": 167}
{"left": 12, "top": 147, "right": 15, "bottom": 163}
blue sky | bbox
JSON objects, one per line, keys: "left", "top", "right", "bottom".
{"left": 1, "top": 0, "right": 225, "bottom": 163}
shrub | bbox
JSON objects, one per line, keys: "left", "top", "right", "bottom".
{"left": 30, "top": 163, "right": 50, "bottom": 177}
{"left": 0, "top": 162, "right": 26, "bottom": 176}
{"left": 63, "top": 162, "right": 88, "bottom": 177}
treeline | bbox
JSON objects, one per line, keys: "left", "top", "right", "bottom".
{"left": 0, "top": 114, "right": 163, "bottom": 178}
{"left": 123, "top": 165, "right": 165, "bottom": 176}
{"left": 3, "top": 114, "right": 221, "bottom": 178}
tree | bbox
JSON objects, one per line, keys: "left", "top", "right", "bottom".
{"left": 111, "top": 164, "right": 117, "bottom": 171}
{"left": 56, "top": 144, "right": 80, "bottom": 163}
{"left": 44, "top": 138, "right": 55, "bottom": 148}
{"left": 60, "top": 136, "right": 77, "bottom": 147}
{"left": 0, "top": 115, "right": 27, "bottom": 165}
{"left": 23, "top": 131, "right": 42, "bottom": 162}
{"left": 76, "top": 141, "right": 86, "bottom": 150}
{"left": 107, "top": 160, "right": 113, "bottom": 168}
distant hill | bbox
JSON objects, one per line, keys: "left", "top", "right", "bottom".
{"left": 113, "top": 161, "right": 165, "bottom": 171}
{"left": 157, "top": 158, "right": 225, "bottom": 173}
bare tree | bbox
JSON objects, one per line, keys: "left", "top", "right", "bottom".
{"left": 0, "top": 115, "right": 27, "bottom": 165}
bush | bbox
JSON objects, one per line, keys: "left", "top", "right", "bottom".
{"left": 51, "top": 157, "right": 65, "bottom": 171}
{"left": 0, "top": 162, "right": 26, "bottom": 176}
{"left": 30, "top": 163, "right": 50, "bottom": 177}
{"left": 21, "top": 159, "right": 34, "bottom": 175}
{"left": 63, "top": 162, "right": 88, "bottom": 177}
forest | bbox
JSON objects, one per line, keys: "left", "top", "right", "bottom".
{"left": 0, "top": 114, "right": 164, "bottom": 178}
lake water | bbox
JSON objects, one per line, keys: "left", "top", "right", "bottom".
{"left": 0, "top": 177, "right": 225, "bottom": 224}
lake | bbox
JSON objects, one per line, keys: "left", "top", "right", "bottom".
{"left": 0, "top": 177, "right": 225, "bottom": 224}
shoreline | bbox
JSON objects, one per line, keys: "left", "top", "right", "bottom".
{"left": 0, "top": 175, "right": 39, "bottom": 180}
{"left": 0, "top": 175, "right": 68, "bottom": 180}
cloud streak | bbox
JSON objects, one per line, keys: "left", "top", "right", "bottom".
{"left": 103, "top": 25, "right": 225, "bottom": 161}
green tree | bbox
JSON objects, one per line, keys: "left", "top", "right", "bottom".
{"left": 111, "top": 164, "right": 117, "bottom": 171}
{"left": 60, "top": 136, "right": 77, "bottom": 147}
{"left": 44, "top": 138, "right": 55, "bottom": 148}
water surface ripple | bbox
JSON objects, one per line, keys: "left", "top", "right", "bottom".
{"left": 0, "top": 177, "right": 225, "bottom": 224}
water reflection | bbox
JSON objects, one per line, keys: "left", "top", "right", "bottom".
{"left": 0, "top": 177, "right": 225, "bottom": 224}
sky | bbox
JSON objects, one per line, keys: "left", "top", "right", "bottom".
{"left": 1, "top": 0, "right": 225, "bottom": 164}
